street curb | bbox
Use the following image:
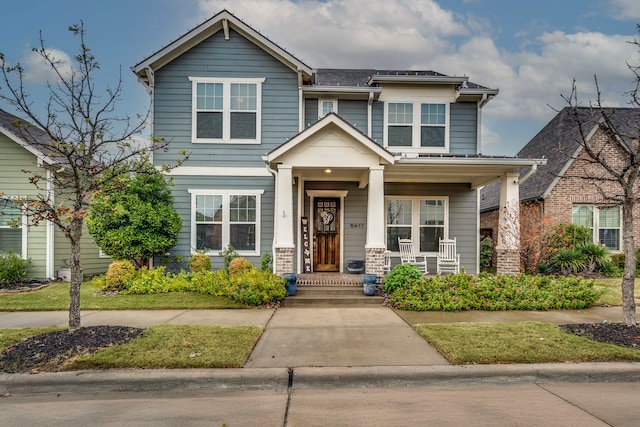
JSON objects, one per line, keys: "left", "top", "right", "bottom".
{"left": 2, "top": 363, "right": 640, "bottom": 395}
{"left": 0, "top": 368, "right": 290, "bottom": 395}
{"left": 292, "top": 363, "right": 640, "bottom": 388}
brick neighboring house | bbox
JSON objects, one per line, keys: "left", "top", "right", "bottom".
{"left": 481, "top": 107, "right": 640, "bottom": 269}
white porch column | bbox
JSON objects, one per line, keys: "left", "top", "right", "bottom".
{"left": 274, "top": 164, "right": 294, "bottom": 274}
{"left": 365, "top": 165, "right": 385, "bottom": 277}
{"left": 496, "top": 172, "right": 520, "bottom": 275}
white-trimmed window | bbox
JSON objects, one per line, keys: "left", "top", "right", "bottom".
{"left": 385, "top": 197, "right": 448, "bottom": 253}
{"left": 572, "top": 205, "right": 621, "bottom": 251}
{"left": 318, "top": 99, "right": 337, "bottom": 118}
{"left": 386, "top": 102, "right": 448, "bottom": 151}
{"left": 190, "top": 77, "right": 265, "bottom": 144}
{"left": 0, "top": 198, "right": 26, "bottom": 257}
{"left": 189, "top": 189, "right": 263, "bottom": 255}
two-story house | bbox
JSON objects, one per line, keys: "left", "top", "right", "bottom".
{"left": 132, "top": 9, "right": 543, "bottom": 277}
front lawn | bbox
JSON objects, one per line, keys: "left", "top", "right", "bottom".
{"left": 592, "top": 277, "right": 640, "bottom": 306}
{"left": 415, "top": 322, "right": 640, "bottom": 364}
{"left": 0, "top": 282, "right": 246, "bottom": 311}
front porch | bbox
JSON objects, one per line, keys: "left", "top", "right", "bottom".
{"left": 281, "top": 273, "right": 385, "bottom": 306}
{"left": 265, "top": 113, "right": 543, "bottom": 278}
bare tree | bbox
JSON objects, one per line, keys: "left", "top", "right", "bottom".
{"left": 560, "top": 28, "right": 640, "bottom": 326}
{"left": 0, "top": 23, "right": 185, "bottom": 331}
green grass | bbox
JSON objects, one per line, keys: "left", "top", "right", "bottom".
{"left": 593, "top": 277, "right": 640, "bottom": 306}
{"left": 415, "top": 321, "right": 640, "bottom": 364}
{"left": 0, "top": 325, "right": 262, "bottom": 370}
{"left": 0, "top": 282, "right": 247, "bottom": 311}
{"left": 67, "top": 325, "right": 262, "bottom": 369}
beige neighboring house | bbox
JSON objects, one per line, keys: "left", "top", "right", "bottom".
{"left": 0, "top": 109, "right": 110, "bottom": 280}
{"left": 481, "top": 107, "right": 640, "bottom": 260}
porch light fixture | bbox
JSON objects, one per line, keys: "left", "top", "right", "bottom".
{"left": 324, "top": 168, "right": 332, "bottom": 174}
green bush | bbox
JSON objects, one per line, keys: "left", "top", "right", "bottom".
{"left": 576, "top": 243, "right": 609, "bottom": 273}
{"left": 552, "top": 248, "right": 586, "bottom": 274}
{"left": 227, "top": 269, "right": 287, "bottom": 306}
{"left": 383, "top": 264, "right": 424, "bottom": 294}
{"left": 0, "top": 251, "right": 30, "bottom": 284}
{"left": 260, "top": 252, "right": 273, "bottom": 272}
{"left": 105, "top": 260, "right": 136, "bottom": 290}
{"left": 188, "top": 253, "right": 211, "bottom": 273}
{"left": 390, "top": 273, "right": 601, "bottom": 311}
{"left": 219, "top": 246, "right": 238, "bottom": 273}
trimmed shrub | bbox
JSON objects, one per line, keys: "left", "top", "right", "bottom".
{"left": 0, "top": 251, "right": 30, "bottom": 284}
{"left": 219, "top": 246, "right": 238, "bottom": 273}
{"left": 188, "top": 253, "right": 211, "bottom": 273}
{"left": 227, "top": 269, "right": 287, "bottom": 306}
{"left": 229, "top": 257, "right": 254, "bottom": 276}
{"left": 541, "top": 223, "right": 592, "bottom": 263}
{"left": 389, "top": 273, "right": 601, "bottom": 311}
{"left": 383, "top": 263, "right": 424, "bottom": 294}
{"left": 105, "top": 260, "right": 136, "bottom": 290}
{"left": 479, "top": 236, "right": 493, "bottom": 271}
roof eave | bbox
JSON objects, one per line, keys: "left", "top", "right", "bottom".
{"left": 132, "top": 10, "right": 313, "bottom": 87}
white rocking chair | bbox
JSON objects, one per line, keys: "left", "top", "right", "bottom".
{"left": 383, "top": 250, "right": 392, "bottom": 274}
{"left": 398, "top": 238, "right": 428, "bottom": 274}
{"left": 437, "top": 237, "right": 460, "bottom": 274}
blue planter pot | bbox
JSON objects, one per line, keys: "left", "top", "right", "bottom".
{"left": 362, "top": 274, "right": 377, "bottom": 296}
{"left": 363, "top": 283, "right": 376, "bottom": 296}
{"left": 283, "top": 273, "right": 297, "bottom": 296}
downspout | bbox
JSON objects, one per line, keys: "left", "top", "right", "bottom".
{"left": 477, "top": 94, "right": 487, "bottom": 154}
{"left": 518, "top": 163, "right": 538, "bottom": 186}
{"left": 298, "top": 70, "right": 304, "bottom": 132}
{"left": 46, "top": 168, "right": 55, "bottom": 279}
{"left": 367, "top": 91, "right": 374, "bottom": 137}
{"left": 146, "top": 66, "right": 156, "bottom": 165}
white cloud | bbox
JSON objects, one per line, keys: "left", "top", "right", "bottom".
{"left": 609, "top": 0, "right": 640, "bottom": 19}
{"left": 22, "top": 48, "right": 73, "bottom": 84}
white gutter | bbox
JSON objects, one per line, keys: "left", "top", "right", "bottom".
{"left": 265, "top": 161, "right": 278, "bottom": 273}
{"left": 518, "top": 163, "right": 538, "bottom": 186}
{"left": 367, "top": 91, "right": 374, "bottom": 137}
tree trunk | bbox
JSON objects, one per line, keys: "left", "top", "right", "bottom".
{"left": 621, "top": 199, "right": 637, "bottom": 326}
{"left": 68, "top": 218, "right": 83, "bottom": 331}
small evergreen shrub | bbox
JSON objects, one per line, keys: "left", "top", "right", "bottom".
{"left": 260, "top": 252, "right": 273, "bottom": 272}
{"left": 479, "top": 236, "right": 493, "bottom": 271}
{"left": 219, "top": 245, "right": 238, "bottom": 273}
{"left": 229, "top": 257, "right": 254, "bottom": 276}
{"left": 105, "top": 260, "right": 136, "bottom": 290}
{"left": 188, "top": 253, "right": 211, "bottom": 273}
{"left": 0, "top": 251, "right": 30, "bottom": 284}
{"left": 383, "top": 264, "right": 424, "bottom": 294}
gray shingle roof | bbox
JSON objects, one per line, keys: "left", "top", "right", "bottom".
{"left": 480, "top": 107, "right": 640, "bottom": 212}
{"left": 0, "top": 108, "right": 53, "bottom": 159}
{"left": 314, "top": 68, "right": 490, "bottom": 89}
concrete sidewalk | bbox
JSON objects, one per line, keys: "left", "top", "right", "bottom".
{"left": 0, "top": 305, "right": 635, "bottom": 370}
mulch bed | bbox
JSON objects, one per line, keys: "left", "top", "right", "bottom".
{"left": 0, "top": 280, "right": 53, "bottom": 293}
{"left": 0, "top": 326, "right": 144, "bottom": 373}
{"left": 559, "top": 322, "right": 640, "bottom": 350}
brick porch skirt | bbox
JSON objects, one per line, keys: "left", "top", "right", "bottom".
{"left": 296, "top": 273, "right": 364, "bottom": 286}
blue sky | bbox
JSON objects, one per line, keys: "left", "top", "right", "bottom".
{"left": 1, "top": 0, "right": 639, "bottom": 155}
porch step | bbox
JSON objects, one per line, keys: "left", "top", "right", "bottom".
{"left": 281, "top": 285, "right": 385, "bottom": 307}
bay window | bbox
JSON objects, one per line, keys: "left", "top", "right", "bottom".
{"left": 190, "top": 190, "right": 263, "bottom": 255}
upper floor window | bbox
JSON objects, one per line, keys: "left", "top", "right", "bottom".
{"left": 572, "top": 205, "right": 621, "bottom": 251}
{"left": 319, "top": 99, "right": 337, "bottom": 118}
{"left": 386, "top": 102, "right": 448, "bottom": 151}
{"left": 190, "top": 77, "right": 265, "bottom": 144}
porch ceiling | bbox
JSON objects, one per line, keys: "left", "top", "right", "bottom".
{"left": 385, "top": 158, "right": 545, "bottom": 189}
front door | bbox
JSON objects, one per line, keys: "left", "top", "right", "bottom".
{"left": 313, "top": 198, "right": 340, "bottom": 272}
